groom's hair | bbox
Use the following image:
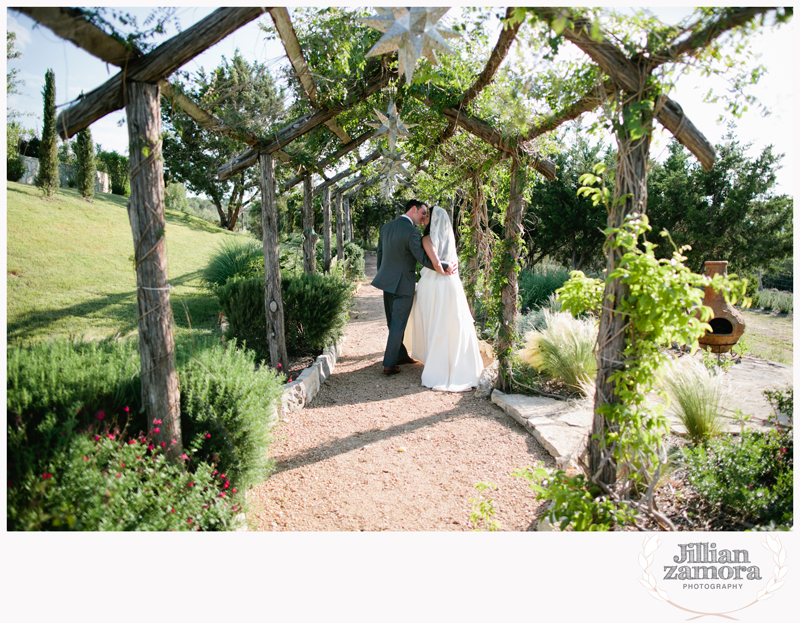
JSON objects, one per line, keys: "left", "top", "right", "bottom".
{"left": 405, "top": 199, "right": 426, "bottom": 213}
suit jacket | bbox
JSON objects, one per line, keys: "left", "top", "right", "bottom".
{"left": 372, "top": 216, "right": 440, "bottom": 296}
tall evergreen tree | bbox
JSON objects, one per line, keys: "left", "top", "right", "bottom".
{"left": 35, "top": 69, "right": 59, "bottom": 196}
{"left": 75, "top": 127, "right": 96, "bottom": 198}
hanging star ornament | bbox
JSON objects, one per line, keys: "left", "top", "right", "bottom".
{"left": 377, "top": 147, "right": 412, "bottom": 196}
{"left": 360, "top": 7, "right": 459, "bottom": 84}
{"left": 366, "top": 99, "right": 417, "bottom": 152}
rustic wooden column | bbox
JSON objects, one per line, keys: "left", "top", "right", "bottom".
{"left": 590, "top": 97, "right": 654, "bottom": 485}
{"left": 344, "top": 196, "right": 352, "bottom": 242}
{"left": 322, "top": 186, "right": 332, "bottom": 274}
{"left": 302, "top": 172, "right": 317, "bottom": 274}
{"left": 497, "top": 154, "right": 526, "bottom": 391}
{"left": 259, "top": 153, "right": 289, "bottom": 372}
{"left": 335, "top": 191, "right": 344, "bottom": 262}
{"left": 125, "top": 81, "right": 182, "bottom": 459}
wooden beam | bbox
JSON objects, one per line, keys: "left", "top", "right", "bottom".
{"left": 344, "top": 175, "right": 380, "bottom": 200}
{"left": 312, "top": 151, "right": 380, "bottom": 196}
{"left": 460, "top": 7, "right": 522, "bottom": 109}
{"left": 218, "top": 60, "right": 392, "bottom": 180}
{"left": 269, "top": 7, "right": 351, "bottom": 143}
{"left": 281, "top": 130, "right": 375, "bottom": 192}
{"left": 54, "top": 7, "right": 268, "bottom": 138}
{"left": 530, "top": 9, "right": 716, "bottom": 170}
{"left": 13, "top": 7, "right": 141, "bottom": 65}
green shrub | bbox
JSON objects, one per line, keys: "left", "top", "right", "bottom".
{"left": 682, "top": 427, "right": 793, "bottom": 528}
{"left": 203, "top": 236, "right": 264, "bottom": 287}
{"left": 7, "top": 337, "right": 143, "bottom": 486}
{"left": 315, "top": 238, "right": 337, "bottom": 268}
{"left": 177, "top": 338, "right": 283, "bottom": 489}
{"left": 343, "top": 241, "right": 365, "bottom": 280}
{"left": 7, "top": 335, "right": 280, "bottom": 530}
{"left": 217, "top": 272, "right": 352, "bottom": 358}
{"left": 7, "top": 155, "right": 25, "bottom": 182}
{"left": 756, "top": 288, "right": 793, "bottom": 314}
{"left": 519, "top": 310, "right": 598, "bottom": 395}
{"left": 663, "top": 357, "right": 725, "bottom": 444}
{"left": 515, "top": 293, "right": 561, "bottom": 347}
{"left": 8, "top": 431, "right": 242, "bottom": 531}
{"left": 518, "top": 263, "right": 571, "bottom": 311}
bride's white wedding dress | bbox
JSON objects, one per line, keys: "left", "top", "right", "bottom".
{"left": 404, "top": 207, "right": 484, "bottom": 391}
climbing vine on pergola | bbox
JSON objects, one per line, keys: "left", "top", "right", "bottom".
{"left": 16, "top": 6, "right": 787, "bottom": 487}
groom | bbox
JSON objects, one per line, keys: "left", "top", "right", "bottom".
{"left": 372, "top": 199, "right": 455, "bottom": 375}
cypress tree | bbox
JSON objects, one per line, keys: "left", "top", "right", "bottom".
{"left": 35, "top": 68, "right": 59, "bottom": 196}
{"left": 75, "top": 127, "right": 96, "bottom": 198}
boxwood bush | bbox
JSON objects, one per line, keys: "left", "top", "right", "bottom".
{"left": 7, "top": 335, "right": 283, "bottom": 530}
{"left": 217, "top": 271, "right": 352, "bottom": 359}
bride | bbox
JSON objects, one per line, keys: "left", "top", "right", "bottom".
{"left": 404, "top": 206, "right": 484, "bottom": 391}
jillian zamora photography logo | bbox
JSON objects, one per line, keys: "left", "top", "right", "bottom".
{"left": 638, "top": 534, "right": 787, "bottom": 618}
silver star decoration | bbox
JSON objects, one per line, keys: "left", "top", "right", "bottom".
{"left": 361, "top": 7, "right": 459, "bottom": 84}
{"left": 367, "top": 99, "right": 417, "bottom": 153}
{"left": 377, "top": 147, "right": 412, "bottom": 196}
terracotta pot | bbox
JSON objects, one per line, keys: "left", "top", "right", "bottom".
{"left": 697, "top": 261, "right": 746, "bottom": 354}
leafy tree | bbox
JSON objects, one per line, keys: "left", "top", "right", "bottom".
{"left": 34, "top": 69, "right": 59, "bottom": 197}
{"left": 96, "top": 149, "right": 129, "bottom": 196}
{"left": 647, "top": 131, "right": 793, "bottom": 275}
{"left": 162, "top": 51, "right": 284, "bottom": 230}
{"left": 164, "top": 181, "right": 189, "bottom": 212}
{"left": 7, "top": 31, "right": 22, "bottom": 119}
{"left": 75, "top": 127, "right": 96, "bottom": 198}
{"left": 523, "top": 131, "right": 609, "bottom": 270}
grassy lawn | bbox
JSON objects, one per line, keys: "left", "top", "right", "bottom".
{"left": 6, "top": 181, "right": 239, "bottom": 345}
{"left": 738, "top": 308, "right": 793, "bottom": 365}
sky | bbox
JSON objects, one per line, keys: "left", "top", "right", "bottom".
{"left": 4, "top": 5, "right": 795, "bottom": 198}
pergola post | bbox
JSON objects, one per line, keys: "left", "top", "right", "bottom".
{"left": 497, "top": 154, "right": 526, "bottom": 391}
{"left": 259, "top": 153, "right": 289, "bottom": 371}
{"left": 335, "top": 191, "right": 345, "bottom": 262}
{"left": 125, "top": 80, "right": 182, "bottom": 459}
{"left": 302, "top": 172, "right": 317, "bottom": 274}
{"left": 322, "top": 186, "right": 332, "bottom": 274}
{"left": 344, "top": 196, "right": 352, "bottom": 242}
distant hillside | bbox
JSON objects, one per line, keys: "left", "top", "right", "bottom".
{"left": 6, "top": 182, "right": 242, "bottom": 344}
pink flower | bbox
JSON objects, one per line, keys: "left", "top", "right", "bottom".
{"left": 124, "top": 406, "right": 130, "bottom": 413}
{"left": 42, "top": 473, "right": 52, "bottom": 479}
{"left": 219, "top": 492, "right": 226, "bottom": 498}
{"left": 128, "top": 439, "right": 136, "bottom": 445}
{"left": 171, "top": 439, "right": 177, "bottom": 445}
{"left": 160, "top": 442, "right": 166, "bottom": 448}
{"left": 277, "top": 363, "right": 282, "bottom": 368}
{"left": 82, "top": 457, "right": 88, "bottom": 461}
{"left": 148, "top": 444, "right": 154, "bottom": 451}
{"left": 220, "top": 474, "right": 226, "bottom": 479}
{"left": 153, "top": 427, "right": 160, "bottom": 434}
{"left": 205, "top": 433, "right": 211, "bottom": 439}
{"left": 179, "top": 453, "right": 189, "bottom": 461}
{"left": 116, "top": 473, "right": 121, "bottom": 479}
{"left": 171, "top": 508, "right": 176, "bottom": 514}
{"left": 94, "top": 435, "right": 101, "bottom": 441}
{"left": 212, "top": 470, "right": 218, "bottom": 475}
{"left": 107, "top": 434, "right": 115, "bottom": 440}
{"left": 187, "top": 518, "right": 193, "bottom": 524}
{"left": 120, "top": 463, "right": 125, "bottom": 469}
{"left": 97, "top": 411, "right": 104, "bottom": 420}
{"left": 153, "top": 418, "right": 162, "bottom": 425}
{"left": 224, "top": 482, "right": 230, "bottom": 489}
{"left": 232, "top": 488, "right": 237, "bottom": 493}
{"left": 203, "top": 505, "right": 208, "bottom": 509}
{"left": 188, "top": 482, "right": 194, "bottom": 487}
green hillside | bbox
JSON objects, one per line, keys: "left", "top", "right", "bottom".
{"left": 6, "top": 182, "right": 238, "bottom": 344}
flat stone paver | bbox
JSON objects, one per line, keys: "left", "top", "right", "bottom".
{"left": 493, "top": 354, "right": 793, "bottom": 465}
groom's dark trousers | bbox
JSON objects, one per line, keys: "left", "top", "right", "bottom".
{"left": 382, "top": 291, "right": 414, "bottom": 366}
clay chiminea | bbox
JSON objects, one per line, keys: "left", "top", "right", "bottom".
{"left": 697, "top": 260, "right": 746, "bottom": 354}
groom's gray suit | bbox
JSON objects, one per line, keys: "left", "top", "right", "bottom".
{"left": 372, "top": 215, "right": 447, "bottom": 368}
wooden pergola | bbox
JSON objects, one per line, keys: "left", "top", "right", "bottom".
{"left": 14, "top": 7, "right": 768, "bottom": 479}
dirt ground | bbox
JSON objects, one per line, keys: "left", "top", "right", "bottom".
{"left": 247, "top": 252, "right": 554, "bottom": 531}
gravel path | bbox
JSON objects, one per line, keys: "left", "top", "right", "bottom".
{"left": 248, "top": 252, "right": 554, "bottom": 531}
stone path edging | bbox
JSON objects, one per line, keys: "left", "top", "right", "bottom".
{"left": 280, "top": 336, "right": 345, "bottom": 417}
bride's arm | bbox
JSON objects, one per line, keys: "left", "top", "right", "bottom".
{"left": 422, "top": 236, "right": 447, "bottom": 275}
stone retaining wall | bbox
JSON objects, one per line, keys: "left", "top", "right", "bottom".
{"left": 18, "top": 155, "right": 110, "bottom": 194}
